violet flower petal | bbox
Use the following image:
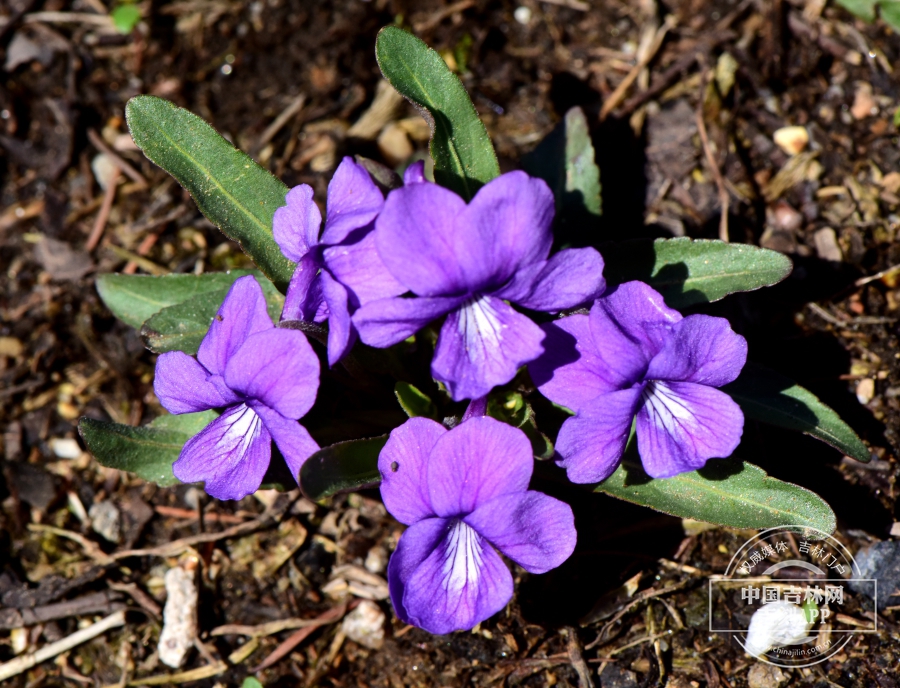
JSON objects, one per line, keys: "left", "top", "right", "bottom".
{"left": 251, "top": 403, "right": 319, "bottom": 483}
{"left": 432, "top": 295, "right": 544, "bottom": 401}
{"left": 319, "top": 270, "right": 354, "bottom": 367}
{"left": 154, "top": 350, "right": 239, "bottom": 414}
{"left": 173, "top": 403, "right": 272, "bottom": 501}
{"left": 636, "top": 381, "right": 744, "bottom": 478}
{"left": 281, "top": 252, "right": 324, "bottom": 323}
{"left": 322, "top": 228, "right": 406, "bottom": 305}
{"left": 494, "top": 247, "right": 606, "bottom": 311}
{"left": 426, "top": 416, "right": 533, "bottom": 518}
{"left": 224, "top": 329, "right": 319, "bottom": 419}
{"left": 645, "top": 314, "right": 748, "bottom": 387}
{"left": 554, "top": 387, "right": 644, "bottom": 484}
{"left": 403, "top": 160, "right": 427, "bottom": 185}
{"left": 273, "top": 184, "right": 322, "bottom": 262}
{"left": 387, "top": 517, "right": 449, "bottom": 625}
{"left": 375, "top": 182, "right": 470, "bottom": 297}
{"left": 353, "top": 294, "right": 466, "bottom": 348}
{"left": 198, "top": 275, "right": 274, "bottom": 376}
{"left": 458, "top": 171, "right": 555, "bottom": 290}
{"left": 587, "top": 281, "right": 682, "bottom": 388}
{"left": 529, "top": 314, "right": 621, "bottom": 414}
{"left": 464, "top": 491, "right": 576, "bottom": 574}
{"left": 378, "top": 417, "right": 446, "bottom": 525}
{"left": 402, "top": 519, "right": 513, "bottom": 634}
{"left": 320, "top": 157, "right": 384, "bottom": 245}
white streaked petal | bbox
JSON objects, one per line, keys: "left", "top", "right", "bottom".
{"left": 441, "top": 520, "right": 485, "bottom": 593}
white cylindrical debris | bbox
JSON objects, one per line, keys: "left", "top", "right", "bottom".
{"left": 158, "top": 559, "right": 199, "bottom": 668}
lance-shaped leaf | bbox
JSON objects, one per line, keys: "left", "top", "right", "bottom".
{"left": 522, "top": 106, "right": 601, "bottom": 228}
{"left": 597, "top": 457, "right": 836, "bottom": 535}
{"left": 79, "top": 411, "right": 217, "bottom": 487}
{"left": 299, "top": 436, "right": 388, "bottom": 501}
{"left": 724, "top": 362, "right": 870, "bottom": 463}
{"left": 125, "top": 96, "right": 295, "bottom": 290}
{"left": 394, "top": 382, "right": 439, "bottom": 420}
{"left": 141, "top": 278, "right": 283, "bottom": 354}
{"left": 602, "top": 237, "right": 793, "bottom": 309}
{"left": 375, "top": 26, "right": 500, "bottom": 200}
{"left": 97, "top": 269, "right": 263, "bottom": 329}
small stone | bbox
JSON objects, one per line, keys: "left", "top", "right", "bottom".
{"left": 599, "top": 663, "right": 639, "bottom": 687}
{"left": 89, "top": 500, "right": 122, "bottom": 543}
{"left": 747, "top": 663, "right": 788, "bottom": 688}
{"left": 514, "top": 6, "right": 532, "bottom": 24}
{"left": 341, "top": 599, "right": 385, "bottom": 649}
{"left": 850, "top": 541, "right": 900, "bottom": 611}
{"left": 773, "top": 126, "right": 809, "bottom": 155}
{"left": 856, "top": 377, "right": 875, "bottom": 405}
{"left": 377, "top": 122, "right": 413, "bottom": 167}
{"left": 851, "top": 82, "right": 877, "bottom": 120}
{"left": 0, "top": 336, "right": 24, "bottom": 358}
{"left": 159, "top": 559, "right": 199, "bottom": 668}
{"left": 880, "top": 171, "right": 900, "bottom": 194}
{"left": 364, "top": 546, "right": 387, "bottom": 574}
{"left": 49, "top": 437, "right": 82, "bottom": 460}
{"left": 813, "top": 227, "right": 843, "bottom": 262}
{"left": 767, "top": 200, "right": 804, "bottom": 232}
{"left": 91, "top": 153, "right": 119, "bottom": 191}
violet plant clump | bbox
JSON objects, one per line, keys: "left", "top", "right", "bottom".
{"left": 85, "top": 26, "right": 868, "bottom": 640}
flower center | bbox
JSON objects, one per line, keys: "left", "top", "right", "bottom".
{"left": 458, "top": 295, "right": 503, "bottom": 356}
{"left": 441, "top": 520, "right": 484, "bottom": 593}
{"left": 640, "top": 380, "right": 695, "bottom": 435}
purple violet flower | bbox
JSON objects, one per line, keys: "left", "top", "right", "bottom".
{"left": 273, "top": 156, "right": 407, "bottom": 366}
{"left": 379, "top": 416, "right": 577, "bottom": 634}
{"left": 530, "top": 281, "right": 748, "bottom": 483}
{"left": 154, "top": 275, "right": 320, "bottom": 500}
{"left": 353, "top": 171, "right": 607, "bottom": 401}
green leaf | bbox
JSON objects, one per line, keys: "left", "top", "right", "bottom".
{"left": 834, "top": 0, "right": 877, "bottom": 22}
{"left": 111, "top": 3, "right": 141, "bottom": 34}
{"left": 597, "top": 457, "right": 836, "bottom": 535}
{"left": 724, "top": 362, "right": 870, "bottom": 463}
{"left": 140, "top": 277, "right": 283, "bottom": 354}
{"left": 78, "top": 411, "right": 217, "bottom": 486}
{"left": 242, "top": 679, "right": 264, "bottom": 688}
{"left": 375, "top": 26, "right": 500, "bottom": 200}
{"left": 125, "top": 96, "right": 295, "bottom": 290}
{"left": 522, "top": 106, "right": 601, "bottom": 226}
{"left": 299, "top": 436, "right": 388, "bottom": 502}
{"left": 487, "top": 391, "right": 554, "bottom": 459}
{"left": 96, "top": 269, "right": 264, "bottom": 329}
{"left": 394, "top": 382, "right": 438, "bottom": 419}
{"left": 602, "top": 237, "right": 793, "bottom": 309}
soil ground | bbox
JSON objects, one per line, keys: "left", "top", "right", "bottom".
{"left": 2, "top": 0, "right": 900, "bottom": 686}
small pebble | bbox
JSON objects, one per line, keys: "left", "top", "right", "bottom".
{"left": 159, "top": 559, "right": 199, "bottom": 668}
{"left": 341, "top": 600, "right": 385, "bottom": 649}
{"left": 91, "top": 153, "right": 119, "bottom": 191}
{"left": 514, "top": 6, "right": 532, "bottom": 24}
{"left": 49, "top": 437, "right": 82, "bottom": 459}
{"left": 772, "top": 126, "right": 809, "bottom": 155}
{"left": 813, "top": 227, "right": 843, "bottom": 262}
{"left": 89, "top": 500, "right": 122, "bottom": 543}
{"left": 364, "top": 546, "right": 387, "bottom": 574}
{"left": 851, "top": 82, "right": 877, "bottom": 120}
{"left": 856, "top": 378, "right": 875, "bottom": 405}
{"left": 747, "top": 663, "right": 788, "bottom": 688}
